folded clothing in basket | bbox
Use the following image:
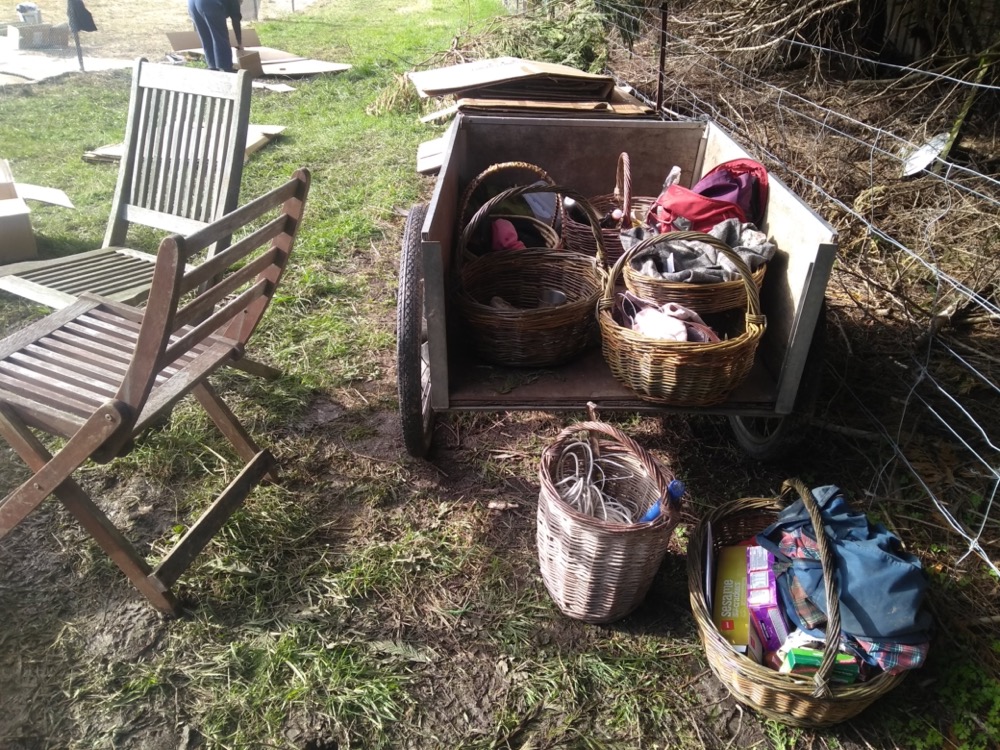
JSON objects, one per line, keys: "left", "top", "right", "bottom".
{"left": 623, "top": 218, "right": 776, "bottom": 284}
{"left": 614, "top": 291, "right": 720, "bottom": 342}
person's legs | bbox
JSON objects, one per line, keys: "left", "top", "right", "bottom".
{"left": 188, "top": 0, "right": 231, "bottom": 71}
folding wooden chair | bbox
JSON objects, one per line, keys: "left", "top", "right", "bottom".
{"left": 0, "top": 168, "right": 310, "bottom": 615}
{"left": 0, "top": 58, "right": 251, "bottom": 309}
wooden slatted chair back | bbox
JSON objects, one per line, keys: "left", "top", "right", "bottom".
{"left": 104, "top": 60, "right": 253, "bottom": 248}
{"left": 117, "top": 168, "right": 311, "bottom": 424}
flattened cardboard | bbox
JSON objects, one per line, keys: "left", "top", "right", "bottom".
{"left": 453, "top": 88, "right": 654, "bottom": 117}
{"left": 407, "top": 57, "right": 615, "bottom": 101}
{"left": 417, "top": 137, "right": 446, "bottom": 175}
{"left": 167, "top": 29, "right": 351, "bottom": 78}
{"left": 82, "top": 124, "right": 286, "bottom": 165}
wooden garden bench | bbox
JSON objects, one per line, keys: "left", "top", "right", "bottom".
{"left": 0, "top": 167, "right": 311, "bottom": 615}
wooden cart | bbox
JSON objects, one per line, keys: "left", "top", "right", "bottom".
{"left": 397, "top": 115, "right": 837, "bottom": 459}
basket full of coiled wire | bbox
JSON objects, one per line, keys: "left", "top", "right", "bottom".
{"left": 536, "top": 420, "right": 683, "bottom": 624}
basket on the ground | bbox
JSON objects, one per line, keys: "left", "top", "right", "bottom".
{"left": 537, "top": 420, "right": 681, "bottom": 624}
{"left": 562, "top": 152, "right": 655, "bottom": 266}
{"left": 455, "top": 184, "right": 606, "bottom": 368}
{"left": 598, "top": 235, "right": 766, "bottom": 405}
{"left": 623, "top": 230, "right": 767, "bottom": 314}
{"left": 457, "top": 161, "right": 562, "bottom": 258}
{"left": 687, "top": 479, "right": 908, "bottom": 728}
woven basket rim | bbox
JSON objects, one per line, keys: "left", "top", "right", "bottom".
{"left": 457, "top": 161, "right": 561, "bottom": 232}
{"left": 538, "top": 420, "right": 682, "bottom": 532}
{"left": 459, "top": 184, "right": 610, "bottom": 272}
{"left": 598, "top": 229, "right": 767, "bottom": 350}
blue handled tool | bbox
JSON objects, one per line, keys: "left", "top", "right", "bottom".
{"left": 638, "top": 479, "right": 686, "bottom": 523}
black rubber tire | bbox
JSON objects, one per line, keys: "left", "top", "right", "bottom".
{"left": 728, "top": 302, "right": 827, "bottom": 461}
{"left": 396, "top": 203, "right": 435, "bottom": 457}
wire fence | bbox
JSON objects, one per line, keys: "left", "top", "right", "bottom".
{"left": 589, "top": 1, "right": 1000, "bottom": 574}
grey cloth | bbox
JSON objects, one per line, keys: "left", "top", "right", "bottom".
{"left": 624, "top": 218, "right": 776, "bottom": 284}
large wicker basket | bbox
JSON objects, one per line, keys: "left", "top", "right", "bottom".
{"left": 598, "top": 238, "right": 767, "bottom": 406}
{"left": 562, "top": 152, "right": 655, "bottom": 267}
{"left": 537, "top": 420, "right": 681, "bottom": 624}
{"left": 457, "top": 161, "right": 562, "bottom": 258}
{"left": 456, "top": 184, "right": 607, "bottom": 368}
{"left": 687, "top": 479, "right": 909, "bottom": 728}
{"left": 623, "top": 230, "right": 767, "bottom": 314}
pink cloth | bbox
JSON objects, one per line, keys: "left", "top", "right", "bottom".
{"left": 491, "top": 219, "right": 525, "bottom": 251}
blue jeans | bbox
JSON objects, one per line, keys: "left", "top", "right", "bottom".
{"left": 188, "top": 0, "right": 232, "bottom": 71}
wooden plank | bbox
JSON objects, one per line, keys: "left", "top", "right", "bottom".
{"left": 445, "top": 347, "right": 776, "bottom": 412}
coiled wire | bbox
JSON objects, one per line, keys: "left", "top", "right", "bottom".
{"left": 554, "top": 440, "right": 646, "bottom": 524}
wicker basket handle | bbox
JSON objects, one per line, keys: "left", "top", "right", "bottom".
{"left": 613, "top": 152, "right": 633, "bottom": 218}
{"left": 600, "top": 230, "right": 766, "bottom": 322}
{"left": 780, "top": 478, "right": 843, "bottom": 699}
{"left": 546, "top": 420, "right": 681, "bottom": 528}
{"left": 457, "top": 161, "right": 560, "bottom": 235}
{"left": 457, "top": 184, "right": 608, "bottom": 273}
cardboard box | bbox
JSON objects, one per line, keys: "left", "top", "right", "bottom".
{"left": 167, "top": 29, "right": 351, "bottom": 78}
{"left": 746, "top": 546, "right": 790, "bottom": 652}
{"left": 0, "top": 197, "right": 36, "bottom": 260}
{"left": 236, "top": 50, "right": 263, "bottom": 77}
{"left": 712, "top": 544, "right": 761, "bottom": 661}
{"left": 0, "top": 159, "right": 74, "bottom": 263}
{"left": 6, "top": 22, "right": 52, "bottom": 49}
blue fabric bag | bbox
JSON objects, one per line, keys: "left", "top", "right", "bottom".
{"left": 755, "top": 485, "right": 932, "bottom": 643}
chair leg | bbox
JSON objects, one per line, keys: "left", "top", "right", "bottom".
{"left": 231, "top": 357, "right": 282, "bottom": 380}
{"left": 0, "top": 403, "right": 124, "bottom": 536}
{"left": 0, "top": 407, "right": 179, "bottom": 614}
{"left": 193, "top": 381, "right": 279, "bottom": 482}
{"left": 152, "top": 449, "right": 274, "bottom": 588}
{"left": 54, "top": 478, "right": 180, "bottom": 615}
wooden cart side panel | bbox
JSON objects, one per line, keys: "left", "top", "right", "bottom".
{"left": 455, "top": 116, "right": 708, "bottom": 198}
{"left": 703, "top": 122, "right": 838, "bottom": 413}
{"left": 423, "top": 120, "right": 467, "bottom": 411}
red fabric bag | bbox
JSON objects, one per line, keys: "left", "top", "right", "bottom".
{"left": 645, "top": 158, "right": 769, "bottom": 233}
{"left": 646, "top": 184, "right": 747, "bottom": 234}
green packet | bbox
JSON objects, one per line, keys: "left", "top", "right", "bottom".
{"left": 780, "top": 647, "right": 860, "bottom": 684}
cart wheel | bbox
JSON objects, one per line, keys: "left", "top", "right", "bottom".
{"left": 397, "top": 203, "right": 435, "bottom": 457}
{"left": 728, "top": 303, "right": 827, "bottom": 461}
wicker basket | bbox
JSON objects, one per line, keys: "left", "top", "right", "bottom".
{"left": 597, "top": 238, "right": 767, "bottom": 406}
{"left": 458, "top": 161, "right": 562, "bottom": 258}
{"left": 687, "top": 479, "right": 909, "bottom": 728}
{"left": 623, "top": 230, "right": 767, "bottom": 314}
{"left": 537, "top": 420, "right": 682, "bottom": 624}
{"left": 562, "top": 152, "right": 655, "bottom": 267}
{"left": 456, "top": 184, "right": 607, "bottom": 368}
